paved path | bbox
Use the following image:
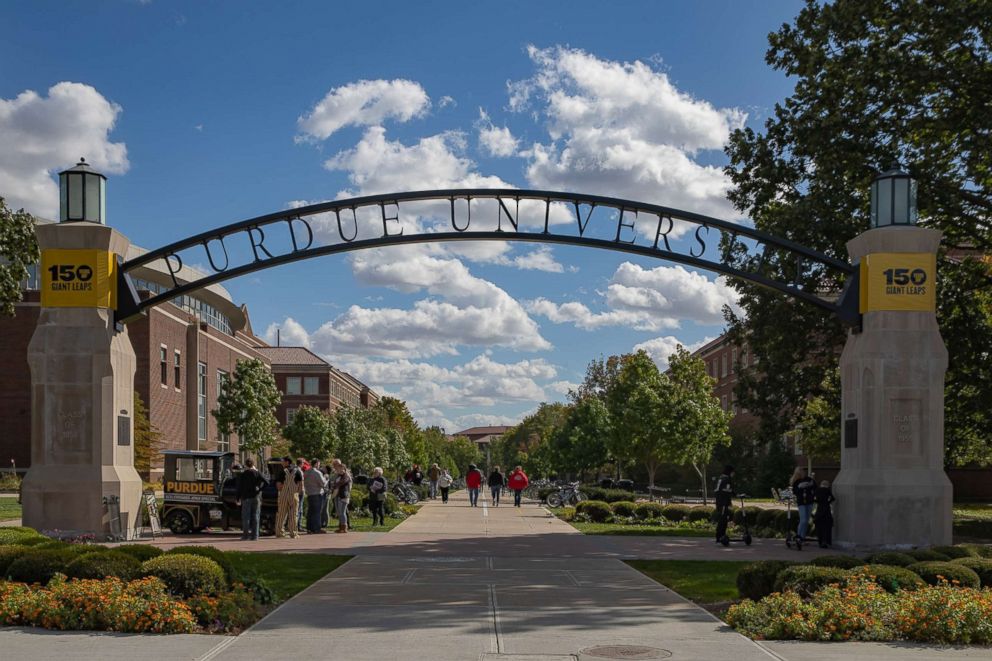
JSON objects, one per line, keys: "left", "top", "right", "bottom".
{"left": 2, "top": 491, "right": 987, "bottom": 660}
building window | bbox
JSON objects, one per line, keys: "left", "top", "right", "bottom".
{"left": 217, "top": 370, "right": 230, "bottom": 451}
{"left": 197, "top": 362, "right": 207, "bottom": 446}
{"left": 721, "top": 354, "right": 728, "bottom": 378}
{"left": 721, "top": 395, "right": 728, "bottom": 411}
{"left": 286, "top": 408, "right": 297, "bottom": 425}
{"left": 159, "top": 347, "right": 168, "bottom": 385}
{"left": 286, "top": 377, "right": 302, "bottom": 395}
{"left": 174, "top": 350, "right": 182, "bottom": 389}
{"left": 731, "top": 349, "right": 737, "bottom": 374}
{"left": 304, "top": 376, "right": 319, "bottom": 395}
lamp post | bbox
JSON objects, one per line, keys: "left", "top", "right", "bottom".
{"left": 870, "top": 163, "right": 917, "bottom": 228}
{"left": 58, "top": 158, "right": 106, "bottom": 224}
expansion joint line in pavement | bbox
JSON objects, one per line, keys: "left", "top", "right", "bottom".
{"left": 488, "top": 583, "right": 504, "bottom": 654}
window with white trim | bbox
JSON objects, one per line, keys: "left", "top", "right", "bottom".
{"left": 286, "top": 377, "right": 302, "bottom": 395}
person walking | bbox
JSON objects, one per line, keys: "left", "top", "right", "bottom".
{"left": 274, "top": 456, "right": 302, "bottom": 539}
{"left": 428, "top": 463, "right": 441, "bottom": 500}
{"left": 714, "top": 465, "right": 735, "bottom": 544}
{"left": 368, "top": 467, "right": 388, "bottom": 526}
{"left": 791, "top": 467, "right": 817, "bottom": 544}
{"left": 465, "top": 464, "right": 483, "bottom": 507}
{"left": 235, "top": 458, "right": 266, "bottom": 540}
{"left": 487, "top": 466, "right": 505, "bottom": 506}
{"left": 331, "top": 462, "right": 353, "bottom": 533}
{"left": 438, "top": 469, "right": 452, "bottom": 504}
{"left": 304, "top": 459, "right": 328, "bottom": 534}
{"left": 507, "top": 465, "right": 529, "bottom": 507}
{"left": 814, "top": 480, "right": 836, "bottom": 548}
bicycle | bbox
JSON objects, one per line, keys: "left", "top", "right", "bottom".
{"left": 391, "top": 482, "right": 420, "bottom": 505}
{"left": 545, "top": 482, "right": 586, "bottom": 507}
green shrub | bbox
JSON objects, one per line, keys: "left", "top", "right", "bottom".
{"left": 610, "top": 501, "right": 637, "bottom": 517}
{"left": 774, "top": 565, "right": 850, "bottom": 598}
{"left": 848, "top": 564, "right": 925, "bottom": 593}
{"left": 383, "top": 492, "right": 399, "bottom": 514}
{"left": 809, "top": 554, "right": 864, "bottom": 570}
{"left": 736, "top": 560, "right": 798, "bottom": 601}
{"left": 661, "top": 504, "right": 691, "bottom": 522}
{"left": 574, "top": 500, "right": 613, "bottom": 523}
{"left": 141, "top": 554, "right": 226, "bottom": 597}
{"left": 956, "top": 544, "right": 992, "bottom": 559}
{"left": 6, "top": 549, "right": 71, "bottom": 584}
{"left": 0, "top": 528, "right": 46, "bottom": 546}
{"left": 115, "top": 544, "right": 164, "bottom": 562}
{"left": 772, "top": 509, "right": 797, "bottom": 533}
{"left": 733, "top": 506, "right": 762, "bottom": 527}
{"left": 951, "top": 557, "right": 992, "bottom": 587}
{"left": 908, "top": 561, "right": 980, "bottom": 588}
{"left": 953, "top": 519, "right": 992, "bottom": 541}
{"left": 580, "top": 486, "right": 639, "bottom": 503}
{"left": 65, "top": 551, "right": 141, "bottom": 581}
{"left": 0, "top": 544, "right": 30, "bottom": 575}
{"left": 754, "top": 508, "right": 778, "bottom": 530}
{"left": 165, "top": 545, "right": 238, "bottom": 584}
{"left": 906, "top": 549, "right": 950, "bottom": 562}
{"left": 686, "top": 506, "right": 714, "bottom": 523}
{"left": 863, "top": 551, "right": 917, "bottom": 567}
{"left": 632, "top": 502, "right": 664, "bottom": 520}
{"left": 32, "top": 540, "right": 99, "bottom": 557}
{"left": 931, "top": 545, "right": 973, "bottom": 559}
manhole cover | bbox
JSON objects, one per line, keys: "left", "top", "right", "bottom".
{"left": 579, "top": 646, "right": 672, "bottom": 660}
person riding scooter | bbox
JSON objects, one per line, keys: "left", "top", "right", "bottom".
{"left": 714, "top": 465, "right": 735, "bottom": 544}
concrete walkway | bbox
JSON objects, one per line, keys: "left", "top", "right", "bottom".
{"left": 2, "top": 491, "right": 987, "bottom": 660}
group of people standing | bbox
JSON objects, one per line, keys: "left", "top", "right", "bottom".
{"left": 407, "top": 462, "right": 454, "bottom": 502}
{"left": 464, "top": 464, "right": 529, "bottom": 507}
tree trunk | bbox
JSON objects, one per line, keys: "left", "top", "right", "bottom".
{"left": 692, "top": 462, "right": 708, "bottom": 505}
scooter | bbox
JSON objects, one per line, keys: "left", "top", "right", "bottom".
{"left": 784, "top": 492, "right": 803, "bottom": 551}
{"left": 718, "top": 494, "right": 753, "bottom": 547}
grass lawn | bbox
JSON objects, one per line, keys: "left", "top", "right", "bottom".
{"left": 225, "top": 552, "right": 350, "bottom": 603}
{"left": 626, "top": 559, "right": 748, "bottom": 605}
{"left": 0, "top": 499, "right": 22, "bottom": 521}
{"left": 346, "top": 515, "right": 405, "bottom": 532}
{"left": 569, "top": 521, "right": 714, "bottom": 537}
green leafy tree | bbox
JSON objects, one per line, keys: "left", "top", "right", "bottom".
{"left": 283, "top": 405, "right": 335, "bottom": 462}
{"left": 0, "top": 197, "right": 39, "bottom": 317}
{"left": 442, "top": 435, "right": 482, "bottom": 476}
{"left": 552, "top": 396, "right": 612, "bottom": 479}
{"left": 796, "top": 369, "right": 842, "bottom": 473}
{"left": 494, "top": 403, "right": 569, "bottom": 477}
{"left": 332, "top": 406, "right": 388, "bottom": 472}
{"left": 724, "top": 0, "right": 992, "bottom": 463}
{"left": 212, "top": 358, "right": 281, "bottom": 457}
{"left": 133, "top": 391, "right": 163, "bottom": 479}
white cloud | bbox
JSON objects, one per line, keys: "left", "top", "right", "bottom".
{"left": 297, "top": 79, "right": 430, "bottom": 142}
{"left": 548, "top": 380, "right": 579, "bottom": 395}
{"left": 438, "top": 95, "right": 456, "bottom": 109}
{"left": 263, "top": 317, "right": 312, "bottom": 348}
{"left": 526, "top": 297, "right": 680, "bottom": 332}
{"left": 633, "top": 335, "right": 715, "bottom": 370}
{"left": 0, "top": 82, "right": 128, "bottom": 218}
{"left": 511, "top": 46, "right": 746, "bottom": 219}
{"left": 477, "top": 108, "right": 519, "bottom": 157}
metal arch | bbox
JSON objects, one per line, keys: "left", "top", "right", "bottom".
{"left": 120, "top": 189, "right": 858, "bottom": 323}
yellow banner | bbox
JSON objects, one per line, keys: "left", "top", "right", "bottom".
{"left": 859, "top": 252, "right": 936, "bottom": 313}
{"left": 40, "top": 249, "right": 117, "bottom": 309}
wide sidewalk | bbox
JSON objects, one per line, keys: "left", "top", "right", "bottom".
{"left": 2, "top": 491, "right": 987, "bottom": 660}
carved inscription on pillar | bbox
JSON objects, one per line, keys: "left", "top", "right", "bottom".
{"left": 890, "top": 399, "right": 921, "bottom": 455}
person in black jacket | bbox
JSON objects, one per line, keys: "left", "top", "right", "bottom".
{"left": 367, "top": 467, "right": 388, "bottom": 526}
{"left": 714, "top": 465, "right": 735, "bottom": 543}
{"left": 487, "top": 466, "right": 505, "bottom": 506}
{"left": 235, "top": 459, "right": 267, "bottom": 540}
{"left": 813, "top": 480, "right": 836, "bottom": 548}
{"left": 791, "top": 467, "right": 817, "bottom": 543}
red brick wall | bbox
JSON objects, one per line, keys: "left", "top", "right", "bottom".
{"left": 0, "top": 294, "right": 39, "bottom": 471}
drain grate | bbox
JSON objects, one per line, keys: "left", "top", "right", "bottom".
{"left": 579, "top": 646, "right": 672, "bottom": 660}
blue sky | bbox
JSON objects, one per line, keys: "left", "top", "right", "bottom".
{"left": 1, "top": 0, "right": 805, "bottom": 431}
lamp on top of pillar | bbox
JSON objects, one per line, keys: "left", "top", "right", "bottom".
{"left": 870, "top": 163, "right": 917, "bottom": 228}
{"left": 59, "top": 158, "right": 106, "bottom": 224}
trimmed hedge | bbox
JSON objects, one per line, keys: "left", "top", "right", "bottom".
{"left": 908, "top": 561, "right": 980, "bottom": 588}
{"left": 574, "top": 500, "right": 613, "bottom": 523}
{"left": 661, "top": 504, "right": 691, "bottom": 522}
{"left": 6, "top": 549, "right": 70, "bottom": 584}
{"left": 580, "top": 486, "right": 640, "bottom": 503}
{"left": 931, "top": 545, "right": 974, "bottom": 559}
{"left": 66, "top": 551, "right": 141, "bottom": 581}
{"left": 906, "top": 549, "right": 950, "bottom": 562}
{"left": 755, "top": 508, "right": 779, "bottom": 530}
{"left": 774, "top": 565, "right": 850, "bottom": 598}
{"left": 0, "top": 544, "right": 30, "bottom": 575}
{"left": 610, "top": 501, "right": 638, "bottom": 518}
{"left": 809, "top": 554, "right": 865, "bottom": 570}
{"left": 848, "top": 564, "right": 925, "bottom": 593}
{"left": 116, "top": 544, "right": 164, "bottom": 562}
{"left": 737, "top": 560, "right": 798, "bottom": 601}
{"left": 141, "top": 554, "right": 226, "bottom": 597}
{"left": 951, "top": 557, "right": 992, "bottom": 587}
{"left": 957, "top": 544, "right": 992, "bottom": 559}
{"left": 632, "top": 502, "right": 664, "bottom": 521}
{"left": 686, "top": 506, "right": 714, "bottom": 523}
{"left": 165, "top": 546, "right": 238, "bottom": 584}
{"left": 733, "top": 506, "right": 762, "bottom": 527}
{"left": 863, "top": 551, "right": 917, "bottom": 567}
{"left": 0, "top": 528, "right": 46, "bottom": 546}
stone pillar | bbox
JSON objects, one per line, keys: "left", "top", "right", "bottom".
{"left": 22, "top": 223, "right": 142, "bottom": 540}
{"left": 834, "top": 225, "right": 952, "bottom": 550}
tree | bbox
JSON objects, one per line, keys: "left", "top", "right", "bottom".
{"left": 443, "top": 435, "right": 482, "bottom": 476}
{"left": 332, "top": 406, "right": 388, "bottom": 473}
{"left": 551, "top": 396, "right": 612, "bottom": 479}
{"left": 796, "top": 370, "right": 842, "bottom": 473}
{"left": 212, "top": 358, "right": 281, "bottom": 457}
{"left": 133, "top": 391, "right": 163, "bottom": 479}
{"left": 666, "top": 347, "right": 732, "bottom": 501}
{"left": 494, "top": 403, "right": 569, "bottom": 477}
{"left": 283, "top": 405, "right": 335, "bottom": 462}
{"left": 724, "top": 0, "right": 992, "bottom": 462}
{"left": 0, "top": 197, "right": 39, "bottom": 317}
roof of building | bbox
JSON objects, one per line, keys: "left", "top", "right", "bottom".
{"left": 455, "top": 425, "right": 514, "bottom": 436}
{"left": 254, "top": 346, "right": 329, "bottom": 366}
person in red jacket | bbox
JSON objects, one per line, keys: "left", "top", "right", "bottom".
{"left": 507, "top": 465, "right": 529, "bottom": 507}
{"left": 465, "top": 464, "right": 483, "bottom": 507}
